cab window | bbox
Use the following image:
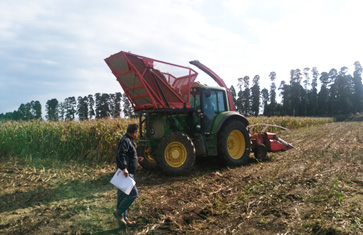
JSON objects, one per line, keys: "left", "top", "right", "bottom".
{"left": 216, "top": 91, "right": 227, "bottom": 112}
{"left": 190, "top": 92, "right": 201, "bottom": 109}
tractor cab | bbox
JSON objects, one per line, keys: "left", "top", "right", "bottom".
{"left": 190, "top": 86, "right": 229, "bottom": 134}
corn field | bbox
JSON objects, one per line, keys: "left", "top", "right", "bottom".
{"left": 247, "top": 116, "right": 333, "bottom": 133}
{"left": 0, "top": 118, "right": 135, "bottom": 163}
{"left": 0, "top": 116, "right": 333, "bottom": 163}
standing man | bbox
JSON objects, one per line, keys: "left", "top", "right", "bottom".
{"left": 113, "top": 123, "right": 143, "bottom": 227}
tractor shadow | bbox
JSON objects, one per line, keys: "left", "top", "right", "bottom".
{"left": 136, "top": 155, "right": 264, "bottom": 187}
{"left": 193, "top": 154, "right": 265, "bottom": 174}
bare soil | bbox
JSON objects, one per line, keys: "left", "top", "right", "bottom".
{"left": 0, "top": 122, "right": 362, "bottom": 234}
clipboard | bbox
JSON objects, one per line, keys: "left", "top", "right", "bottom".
{"left": 110, "top": 168, "right": 136, "bottom": 195}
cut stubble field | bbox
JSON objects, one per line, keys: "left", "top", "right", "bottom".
{"left": 0, "top": 122, "right": 362, "bottom": 234}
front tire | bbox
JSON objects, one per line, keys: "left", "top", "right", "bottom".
{"left": 156, "top": 132, "right": 196, "bottom": 176}
{"left": 218, "top": 120, "right": 251, "bottom": 167}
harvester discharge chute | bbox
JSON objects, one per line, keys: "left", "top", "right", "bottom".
{"left": 104, "top": 51, "right": 198, "bottom": 111}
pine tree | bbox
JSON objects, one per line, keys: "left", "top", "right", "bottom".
{"left": 88, "top": 94, "right": 95, "bottom": 119}
{"left": 269, "top": 72, "right": 277, "bottom": 114}
{"left": 229, "top": 85, "right": 237, "bottom": 110}
{"left": 34, "top": 101, "right": 42, "bottom": 119}
{"left": 303, "top": 68, "right": 310, "bottom": 90}
{"left": 102, "top": 93, "right": 111, "bottom": 118}
{"left": 77, "top": 96, "right": 89, "bottom": 121}
{"left": 290, "top": 69, "right": 303, "bottom": 116}
{"left": 24, "top": 100, "right": 42, "bottom": 120}
{"left": 318, "top": 72, "right": 330, "bottom": 116}
{"left": 353, "top": 61, "right": 363, "bottom": 113}
{"left": 261, "top": 88, "right": 269, "bottom": 116}
{"left": 279, "top": 80, "right": 291, "bottom": 116}
{"left": 327, "top": 68, "right": 338, "bottom": 115}
{"left": 18, "top": 104, "right": 28, "bottom": 120}
{"left": 46, "top": 98, "right": 59, "bottom": 121}
{"left": 302, "top": 68, "right": 310, "bottom": 116}
{"left": 241, "top": 76, "right": 251, "bottom": 116}
{"left": 122, "top": 93, "right": 133, "bottom": 118}
{"left": 309, "top": 67, "right": 319, "bottom": 116}
{"left": 251, "top": 75, "right": 260, "bottom": 116}
{"left": 58, "top": 102, "right": 65, "bottom": 121}
{"left": 109, "top": 93, "right": 122, "bottom": 118}
{"left": 112, "top": 92, "right": 122, "bottom": 118}
{"left": 333, "top": 67, "right": 353, "bottom": 115}
{"left": 95, "top": 93, "right": 102, "bottom": 118}
{"left": 95, "top": 93, "right": 111, "bottom": 118}
{"left": 64, "top": 97, "right": 77, "bottom": 121}
{"left": 236, "top": 78, "right": 243, "bottom": 113}
{"left": 109, "top": 93, "right": 115, "bottom": 118}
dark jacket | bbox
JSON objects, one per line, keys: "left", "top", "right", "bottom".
{"left": 116, "top": 134, "right": 138, "bottom": 174}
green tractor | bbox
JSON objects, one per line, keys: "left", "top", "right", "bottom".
{"left": 105, "top": 51, "right": 250, "bottom": 175}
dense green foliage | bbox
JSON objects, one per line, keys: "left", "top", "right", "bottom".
{"left": 0, "top": 101, "right": 42, "bottom": 121}
{"left": 0, "top": 92, "right": 131, "bottom": 122}
{"left": 234, "top": 61, "right": 363, "bottom": 118}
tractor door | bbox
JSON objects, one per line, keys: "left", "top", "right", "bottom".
{"left": 190, "top": 89, "right": 202, "bottom": 132}
{"left": 202, "top": 89, "right": 227, "bottom": 133}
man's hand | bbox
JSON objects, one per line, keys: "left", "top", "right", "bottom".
{"left": 123, "top": 168, "right": 129, "bottom": 177}
{"left": 138, "top": 157, "right": 144, "bottom": 163}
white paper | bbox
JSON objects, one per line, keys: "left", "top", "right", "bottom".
{"left": 110, "top": 168, "right": 136, "bottom": 195}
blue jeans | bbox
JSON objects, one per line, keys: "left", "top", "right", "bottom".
{"left": 116, "top": 174, "right": 138, "bottom": 220}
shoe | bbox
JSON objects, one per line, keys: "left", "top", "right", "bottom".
{"left": 126, "top": 220, "right": 137, "bottom": 226}
{"left": 113, "top": 211, "right": 127, "bottom": 227}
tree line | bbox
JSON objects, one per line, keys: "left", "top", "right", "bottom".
{"left": 231, "top": 61, "right": 363, "bottom": 118}
{"left": 0, "top": 92, "right": 134, "bottom": 121}
{"left": 1, "top": 61, "right": 362, "bottom": 121}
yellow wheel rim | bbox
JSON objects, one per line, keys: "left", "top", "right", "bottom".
{"left": 164, "top": 141, "right": 187, "bottom": 168}
{"left": 227, "top": 130, "right": 246, "bottom": 160}
{"left": 144, "top": 147, "right": 156, "bottom": 163}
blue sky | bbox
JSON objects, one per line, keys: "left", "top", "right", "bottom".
{"left": 1, "top": 0, "right": 362, "bottom": 114}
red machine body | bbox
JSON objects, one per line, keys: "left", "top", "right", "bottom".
{"left": 248, "top": 124, "right": 294, "bottom": 160}
{"left": 251, "top": 132, "right": 293, "bottom": 152}
{"left": 104, "top": 51, "right": 236, "bottom": 112}
{"left": 104, "top": 51, "right": 198, "bottom": 111}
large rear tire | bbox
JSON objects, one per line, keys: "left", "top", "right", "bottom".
{"left": 218, "top": 120, "right": 251, "bottom": 167}
{"left": 156, "top": 132, "right": 196, "bottom": 176}
{"left": 137, "top": 146, "right": 158, "bottom": 170}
